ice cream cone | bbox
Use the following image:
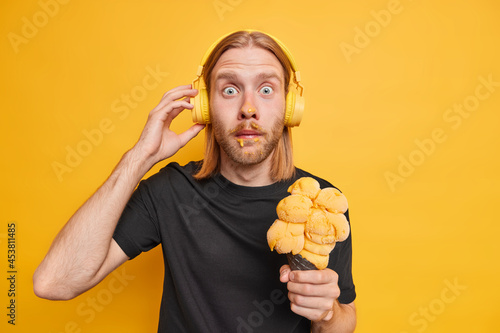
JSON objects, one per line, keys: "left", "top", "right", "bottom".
{"left": 269, "top": 177, "right": 350, "bottom": 272}
{"left": 286, "top": 253, "right": 318, "bottom": 271}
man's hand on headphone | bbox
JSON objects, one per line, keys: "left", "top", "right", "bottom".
{"left": 131, "top": 84, "right": 205, "bottom": 168}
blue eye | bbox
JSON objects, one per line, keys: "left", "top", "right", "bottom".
{"left": 223, "top": 87, "right": 237, "bottom": 95}
{"left": 260, "top": 86, "right": 273, "bottom": 95}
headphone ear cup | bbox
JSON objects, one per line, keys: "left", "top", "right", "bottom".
{"left": 284, "top": 91, "right": 303, "bottom": 127}
{"left": 199, "top": 87, "right": 210, "bottom": 124}
{"left": 284, "top": 91, "right": 295, "bottom": 127}
{"left": 291, "top": 93, "right": 304, "bottom": 127}
{"left": 191, "top": 80, "right": 211, "bottom": 124}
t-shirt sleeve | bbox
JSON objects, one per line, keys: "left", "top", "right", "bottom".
{"left": 328, "top": 209, "right": 356, "bottom": 304}
{"left": 112, "top": 180, "right": 161, "bottom": 259}
{"left": 311, "top": 175, "right": 356, "bottom": 304}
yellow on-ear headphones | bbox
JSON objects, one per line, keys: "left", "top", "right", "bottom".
{"left": 191, "top": 29, "right": 305, "bottom": 127}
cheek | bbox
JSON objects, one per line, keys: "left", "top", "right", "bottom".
{"left": 210, "top": 106, "right": 229, "bottom": 130}
{"left": 209, "top": 93, "right": 232, "bottom": 119}
{"left": 209, "top": 88, "right": 221, "bottom": 109}
{"left": 269, "top": 97, "right": 286, "bottom": 121}
{"left": 211, "top": 117, "right": 226, "bottom": 143}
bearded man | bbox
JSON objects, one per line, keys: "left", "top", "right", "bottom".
{"left": 33, "top": 30, "right": 356, "bottom": 332}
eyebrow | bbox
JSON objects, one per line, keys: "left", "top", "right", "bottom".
{"left": 214, "top": 71, "right": 238, "bottom": 82}
{"left": 214, "top": 71, "right": 283, "bottom": 84}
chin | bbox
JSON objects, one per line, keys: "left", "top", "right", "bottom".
{"left": 230, "top": 150, "right": 267, "bottom": 166}
{"left": 222, "top": 142, "right": 274, "bottom": 165}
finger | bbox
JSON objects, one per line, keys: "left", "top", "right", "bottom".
{"left": 280, "top": 265, "right": 291, "bottom": 283}
{"left": 176, "top": 123, "right": 205, "bottom": 148}
{"left": 164, "top": 100, "right": 195, "bottom": 127}
{"left": 158, "top": 84, "right": 198, "bottom": 101}
{"left": 289, "top": 303, "right": 333, "bottom": 322}
{"left": 288, "top": 291, "right": 334, "bottom": 311}
{"left": 164, "top": 87, "right": 198, "bottom": 102}
{"left": 151, "top": 100, "right": 194, "bottom": 123}
{"left": 323, "top": 310, "right": 334, "bottom": 321}
{"left": 154, "top": 86, "right": 198, "bottom": 111}
{"left": 161, "top": 84, "right": 193, "bottom": 99}
{"left": 289, "top": 268, "right": 338, "bottom": 285}
{"left": 287, "top": 281, "right": 338, "bottom": 298}
{"left": 154, "top": 90, "right": 197, "bottom": 113}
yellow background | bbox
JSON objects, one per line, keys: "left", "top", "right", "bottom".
{"left": 1, "top": 0, "right": 499, "bottom": 332}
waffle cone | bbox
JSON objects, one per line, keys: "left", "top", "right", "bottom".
{"left": 286, "top": 253, "right": 318, "bottom": 271}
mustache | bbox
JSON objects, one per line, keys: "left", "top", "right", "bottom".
{"left": 228, "top": 122, "right": 266, "bottom": 135}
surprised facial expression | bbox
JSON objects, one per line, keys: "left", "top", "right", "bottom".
{"left": 209, "top": 46, "right": 286, "bottom": 165}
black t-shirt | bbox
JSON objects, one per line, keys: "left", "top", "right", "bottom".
{"left": 113, "top": 161, "right": 356, "bottom": 332}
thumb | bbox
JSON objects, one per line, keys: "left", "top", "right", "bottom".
{"left": 279, "top": 265, "right": 291, "bottom": 283}
{"left": 177, "top": 123, "right": 205, "bottom": 147}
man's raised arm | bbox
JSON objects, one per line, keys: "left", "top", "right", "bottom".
{"left": 33, "top": 85, "right": 204, "bottom": 300}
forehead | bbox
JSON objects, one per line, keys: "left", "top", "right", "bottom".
{"left": 211, "top": 46, "right": 285, "bottom": 82}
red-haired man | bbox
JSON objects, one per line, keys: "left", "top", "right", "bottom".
{"left": 34, "top": 31, "right": 356, "bottom": 332}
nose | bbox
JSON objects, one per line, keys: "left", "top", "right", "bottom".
{"left": 239, "top": 94, "right": 258, "bottom": 121}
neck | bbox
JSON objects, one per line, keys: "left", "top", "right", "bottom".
{"left": 219, "top": 151, "right": 275, "bottom": 187}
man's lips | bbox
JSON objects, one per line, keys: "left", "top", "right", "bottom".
{"left": 235, "top": 129, "right": 262, "bottom": 139}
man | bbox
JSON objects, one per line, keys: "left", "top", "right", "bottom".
{"left": 33, "top": 30, "right": 356, "bottom": 332}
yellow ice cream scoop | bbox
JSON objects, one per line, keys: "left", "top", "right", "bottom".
{"left": 287, "top": 177, "right": 321, "bottom": 200}
{"left": 305, "top": 208, "right": 335, "bottom": 236}
{"left": 303, "top": 238, "right": 336, "bottom": 255}
{"left": 305, "top": 232, "right": 336, "bottom": 245}
{"left": 267, "top": 219, "right": 305, "bottom": 255}
{"left": 315, "top": 187, "right": 348, "bottom": 214}
{"left": 326, "top": 211, "right": 350, "bottom": 242}
{"left": 276, "top": 194, "right": 313, "bottom": 223}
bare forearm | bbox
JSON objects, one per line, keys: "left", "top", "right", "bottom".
{"left": 34, "top": 85, "right": 203, "bottom": 300}
{"left": 34, "top": 148, "right": 152, "bottom": 299}
{"left": 312, "top": 301, "right": 356, "bottom": 333}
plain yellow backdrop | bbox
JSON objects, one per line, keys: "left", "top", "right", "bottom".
{"left": 1, "top": 0, "right": 499, "bottom": 332}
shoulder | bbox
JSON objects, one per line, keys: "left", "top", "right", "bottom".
{"left": 137, "top": 161, "right": 202, "bottom": 190}
{"left": 294, "top": 167, "right": 342, "bottom": 192}
{"left": 158, "top": 160, "right": 201, "bottom": 177}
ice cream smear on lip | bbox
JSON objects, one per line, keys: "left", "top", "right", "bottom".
{"left": 235, "top": 137, "right": 259, "bottom": 147}
{"left": 233, "top": 123, "right": 262, "bottom": 147}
